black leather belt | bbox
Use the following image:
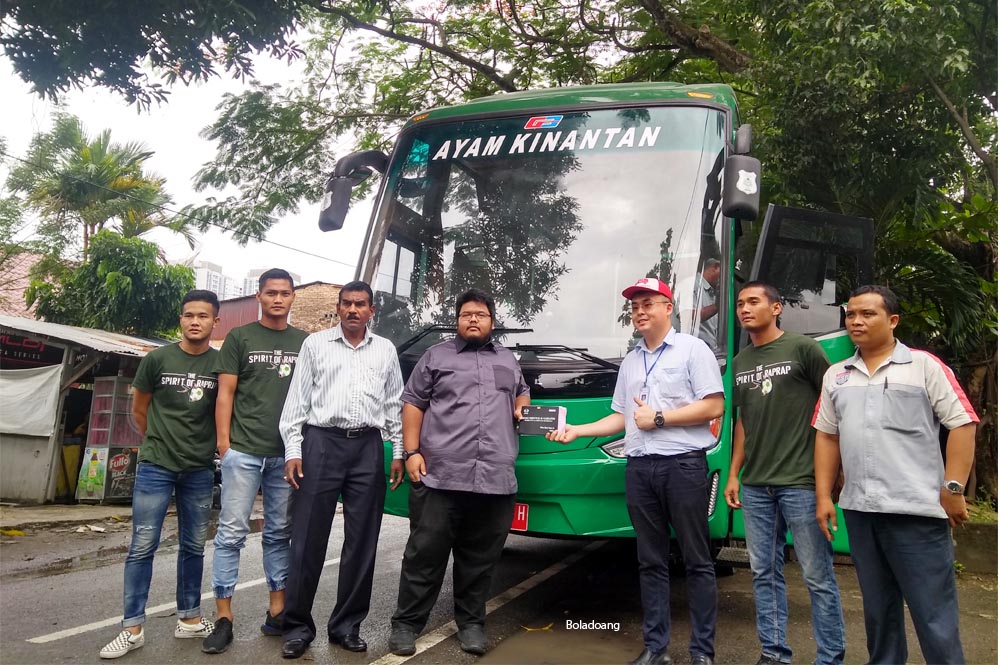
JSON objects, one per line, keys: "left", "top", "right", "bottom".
{"left": 640, "top": 449, "right": 707, "bottom": 461}
{"left": 321, "top": 425, "right": 378, "bottom": 439}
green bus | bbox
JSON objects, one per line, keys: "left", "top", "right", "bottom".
{"left": 318, "top": 82, "right": 872, "bottom": 554}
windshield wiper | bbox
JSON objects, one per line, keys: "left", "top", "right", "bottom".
{"left": 396, "top": 325, "right": 533, "bottom": 354}
{"left": 512, "top": 344, "right": 621, "bottom": 371}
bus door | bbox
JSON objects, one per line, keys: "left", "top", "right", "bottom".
{"left": 732, "top": 204, "right": 874, "bottom": 553}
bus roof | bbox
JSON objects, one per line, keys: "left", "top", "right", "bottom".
{"left": 405, "top": 82, "right": 739, "bottom": 127}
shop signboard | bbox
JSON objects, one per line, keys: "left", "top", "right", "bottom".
{"left": 105, "top": 449, "right": 138, "bottom": 500}
{"left": 76, "top": 446, "right": 108, "bottom": 500}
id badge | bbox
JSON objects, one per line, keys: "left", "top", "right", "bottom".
{"left": 638, "top": 386, "right": 649, "bottom": 402}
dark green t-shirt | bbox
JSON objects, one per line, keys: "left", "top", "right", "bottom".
{"left": 733, "top": 332, "right": 829, "bottom": 488}
{"left": 132, "top": 343, "right": 219, "bottom": 472}
{"left": 215, "top": 322, "right": 309, "bottom": 457}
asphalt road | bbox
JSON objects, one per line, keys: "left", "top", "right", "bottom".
{"left": 1, "top": 510, "right": 996, "bottom": 664}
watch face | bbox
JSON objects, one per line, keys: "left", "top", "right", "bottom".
{"left": 945, "top": 481, "right": 964, "bottom": 494}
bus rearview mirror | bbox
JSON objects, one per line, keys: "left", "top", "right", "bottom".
{"left": 318, "top": 175, "right": 354, "bottom": 231}
{"left": 722, "top": 154, "right": 761, "bottom": 221}
{"left": 317, "top": 150, "right": 389, "bottom": 232}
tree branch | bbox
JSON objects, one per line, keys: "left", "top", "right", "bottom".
{"left": 927, "top": 74, "right": 998, "bottom": 190}
{"left": 636, "top": 0, "right": 750, "bottom": 72}
{"left": 309, "top": 4, "right": 518, "bottom": 92}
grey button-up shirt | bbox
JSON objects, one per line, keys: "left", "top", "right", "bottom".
{"left": 813, "top": 341, "right": 979, "bottom": 518}
{"left": 402, "top": 337, "right": 530, "bottom": 494}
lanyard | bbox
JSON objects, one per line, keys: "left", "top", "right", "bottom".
{"left": 642, "top": 344, "right": 666, "bottom": 387}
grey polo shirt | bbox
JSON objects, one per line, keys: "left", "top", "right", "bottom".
{"left": 402, "top": 337, "right": 530, "bottom": 495}
{"left": 813, "top": 341, "right": 979, "bottom": 518}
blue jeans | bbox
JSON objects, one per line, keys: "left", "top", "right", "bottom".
{"left": 843, "top": 510, "right": 964, "bottom": 665}
{"left": 123, "top": 463, "right": 213, "bottom": 627}
{"left": 626, "top": 453, "right": 716, "bottom": 659}
{"left": 212, "top": 448, "right": 292, "bottom": 598}
{"left": 742, "top": 485, "right": 845, "bottom": 665}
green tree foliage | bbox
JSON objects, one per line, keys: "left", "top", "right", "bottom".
{"left": 0, "top": 0, "right": 306, "bottom": 107}
{"left": 26, "top": 230, "right": 194, "bottom": 337}
{"left": 5, "top": 114, "right": 194, "bottom": 256}
{"left": 727, "top": 0, "right": 997, "bottom": 497}
{"left": 180, "top": 0, "right": 745, "bottom": 239}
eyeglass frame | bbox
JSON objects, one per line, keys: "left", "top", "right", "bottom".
{"left": 457, "top": 311, "right": 492, "bottom": 321}
{"left": 629, "top": 299, "right": 672, "bottom": 314}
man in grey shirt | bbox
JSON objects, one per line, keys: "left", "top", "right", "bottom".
{"left": 388, "top": 288, "right": 530, "bottom": 658}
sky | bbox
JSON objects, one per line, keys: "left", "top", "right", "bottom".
{"left": 0, "top": 52, "right": 371, "bottom": 287}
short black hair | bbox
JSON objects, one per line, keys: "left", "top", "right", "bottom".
{"left": 850, "top": 285, "right": 900, "bottom": 315}
{"left": 181, "top": 289, "right": 220, "bottom": 315}
{"left": 338, "top": 280, "right": 374, "bottom": 306}
{"left": 739, "top": 281, "right": 782, "bottom": 305}
{"left": 258, "top": 268, "right": 294, "bottom": 292}
{"left": 456, "top": 288, "right": 496, "bottom": 320}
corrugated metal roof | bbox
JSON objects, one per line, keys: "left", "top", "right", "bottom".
{"left": 0, "top": 315, "right": 166, "bottom": 357}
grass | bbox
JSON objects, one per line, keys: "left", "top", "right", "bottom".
{"left": 967, "top": 499, "right": 998, "bottom": 524}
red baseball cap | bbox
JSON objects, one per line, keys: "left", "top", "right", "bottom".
{"left": 622, "top": 277, "right": 673, "bottom": 301}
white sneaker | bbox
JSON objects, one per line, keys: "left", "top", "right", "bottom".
{"left": 99, "top": 629, "right": 144, "bottom": 659}
{"left": 174, "top": 616, "right": 214, "bottom": 638}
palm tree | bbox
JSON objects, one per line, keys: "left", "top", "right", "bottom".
{"left": 6, "top": 113, "right": 194, "bottom": 256}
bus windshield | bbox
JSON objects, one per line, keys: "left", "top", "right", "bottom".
{"left": 360, "top": 105, "right": 728, "bottom": 395}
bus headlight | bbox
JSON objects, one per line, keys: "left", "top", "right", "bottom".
{"left": 600, "top": 440, "right": 626, "bottom": 458}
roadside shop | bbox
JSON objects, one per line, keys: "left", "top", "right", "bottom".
{"left": 0, "top": 314, "right": 163, "bottom": 504}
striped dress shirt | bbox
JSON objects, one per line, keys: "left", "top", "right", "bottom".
{"left": 279, "top": 324, "right": 404, "bottom": 461}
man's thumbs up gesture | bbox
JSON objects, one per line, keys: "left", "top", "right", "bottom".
{"left": 633, "top": 395, "right": 658, "bottom": 430}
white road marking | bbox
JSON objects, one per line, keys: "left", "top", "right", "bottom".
{"left": 370, "top": 541, "right": 604, "bottom": 665}
{"left": 26, "top": 558, "right": 341, "bottom": 644}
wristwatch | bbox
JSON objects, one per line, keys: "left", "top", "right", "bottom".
{"left": 653, "top": 411, "right": 665, "bottom": 428}
{"left": 943, "top": 480, "right": 965, "bottom": 495}
{"left": 402, "top": 448, "right": 421, "bottom": 461}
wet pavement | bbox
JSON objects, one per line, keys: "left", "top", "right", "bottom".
{"left": 0, "top": 503, "right": 996, "bottom": 664}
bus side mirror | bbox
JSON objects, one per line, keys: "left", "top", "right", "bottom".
{"left": 722, "top": 154, "right": 761, "bottom": 221}
{"left": 734, "top": 123, "right": 753, "bottom": 154}
{"left": 318, "top": 150, "right": 389, "bottom": 232}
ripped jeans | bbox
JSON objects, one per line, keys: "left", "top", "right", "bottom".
{"left": 122, "top": 462, "right": 213, "bottom": 627}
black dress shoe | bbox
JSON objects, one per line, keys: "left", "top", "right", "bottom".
{"left": 388, "top": 627, "right": 417, "bottom": 656}
{"left": 281, "top": 639, "right": 308, "bottom": 659}
{"left": 329, "top": 633, "right": 367, "bottom": 652}
{"left": 629, "top": 648, "right": 673, "bottom": 665}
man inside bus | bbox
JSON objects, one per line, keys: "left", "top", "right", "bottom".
{"left": 724, "top": 281, "right": 845, "bottom": 665}
{"left": 814, "top": 285, "right": 977, "bottom": 665}
{"left": 677, "top": 258, "right": 721, "bottom": 352}
{"left": 547, "top": 277, "right": 724, "bottom": 665}
{"left": 388, "top": 288, "right": 531, "bottom": 657}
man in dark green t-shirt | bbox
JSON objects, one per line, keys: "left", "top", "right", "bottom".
{"left": 202, "top": 269, "right": 309, "bottom": 655}
{"left": 723, "top": 282, "right": 845, "bottom": 665}
{"left": 99, "top": 290, "right": 220, "bottom": 660}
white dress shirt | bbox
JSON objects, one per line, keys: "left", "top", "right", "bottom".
{"left": 279, "top": 324, "right": 404, "bottom": 461}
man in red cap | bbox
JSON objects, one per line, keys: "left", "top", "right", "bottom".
{"left": 548, "top": 277, "right": 724, "bottom": 665}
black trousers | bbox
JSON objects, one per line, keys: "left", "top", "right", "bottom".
{"left": 391, "top": 484, "right": 515, "bottom": 633}
{"left": 844, "top": 510, "right": 964, "bottom": 665}
{"left": 626, "top": 453, "right": 717, "bottom": 658}
{"left": 282, "top": 426, "right": 385, "bottom": 643}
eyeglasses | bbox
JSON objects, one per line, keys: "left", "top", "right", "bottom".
{"left": 630, "top": 300, "right": 671, "bottom": 314}
{"left": 458, "top": 312, "right": 492, "bottom": 321}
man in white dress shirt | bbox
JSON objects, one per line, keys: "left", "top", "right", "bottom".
{"left": 277, "top": 281, "right": 404, "bottom": 659}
